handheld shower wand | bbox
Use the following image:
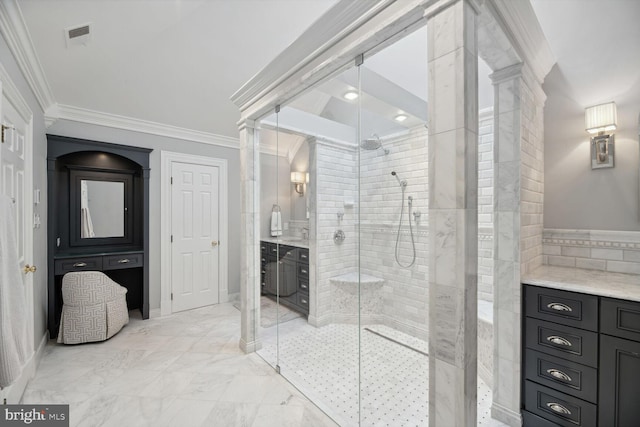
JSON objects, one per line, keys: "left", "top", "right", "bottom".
{"left": 391, "top": 171, "right": 407, "bottom": 188}
{"left": 391, "top": 171, "right": 416, "bottom": 268}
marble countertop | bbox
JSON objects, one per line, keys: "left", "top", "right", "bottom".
{"left": 261, "top": 237, "right": 309, "bottom": 249}
{"left": 522, "top": 265, "right": 640, "bottom": 302}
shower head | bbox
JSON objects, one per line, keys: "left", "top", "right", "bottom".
{"left": 361, "top": 135, "right": 382, "bottom": 150}
{"left": 391, "top": 171, "right": 407, "bottom": 188}
{"left": 360, "top": 134, "right": 389, "bottom": 154}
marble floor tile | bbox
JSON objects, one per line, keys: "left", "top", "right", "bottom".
{"left": 22, "top": 303, "right": 336, "bottom": 427}
{"left": 201, "top": 401, "right": 260, "bottom": 427}
{"left": 179, "top": 373, "right": 235, "bottom": 401}
{"left": 22, "top": 301, "right": 506, "bottom": 426}
{"left": 153, "top": 398, "right": 218, "bottom": 427}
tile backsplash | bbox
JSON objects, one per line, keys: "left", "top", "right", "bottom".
{"left": 543, "top": 229, "right": 640, "bottom": 274}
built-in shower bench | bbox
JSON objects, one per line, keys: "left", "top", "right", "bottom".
{"left": 330, "top": 272, "right": 384, "bottom": 324}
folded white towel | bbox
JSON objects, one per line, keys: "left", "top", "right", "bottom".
{"left": 270, "top": 211, "right": 282, "bottom": 237}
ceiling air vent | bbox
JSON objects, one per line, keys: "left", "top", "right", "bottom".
{"left": 65, "top": 23, "right": 92, "bottom": 48}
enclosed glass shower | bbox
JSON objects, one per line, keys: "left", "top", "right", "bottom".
{"left": 255, "top": 28, "right": 432, "bottom": 426}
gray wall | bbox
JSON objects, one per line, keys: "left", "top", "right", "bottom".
{"left": 290, "top": 140, "right": 309, "bottom": 221}
{"left": 0, "top": 33, "right": 49, "bottom": 347}
{"left": 47, "top": 120, "right": 241, "bottom": 309}
{"left": 543, "top": 65, "right": 640, "bottom": 231}
{"left": 260, "top": 152, "right": 291, "bottom": 238}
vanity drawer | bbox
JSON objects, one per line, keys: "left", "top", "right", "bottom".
{"left": 298, "top": 280, "right": 309, "bottom": 293}
{"left": 103, "top": 252, "right": 143, "bottom": 270}
{"left": 524, "top": 381, "right": 596, "bottom": 427}
{"left": 525, "top": 349, "right": 597, "bottom": 403}
{"left": 298, "top": 263, "right": 309, "bottom": 279}
{"left": 55, "top": 256, "right": 103, "bottom": 275}
{"left": 297, "top": 293, "right": 309, "bottom": 310}
{"left": 525, "top": 285, "right": 598, "bottom": 332}
{"left": 601, "top": 297, "right": 640, "bottom": 342}
{"left": 523, "top": 410, "right": 562, "bottom": 427}
{"left": 525, "top": 318, "right": 598, "bottom": 367}
{"left": 298, "top": 248, "right": 309, "bottom": 263}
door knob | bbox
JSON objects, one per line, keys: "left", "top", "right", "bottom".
{"left": 211, "top": 241, "right": 219, "bottom": 247}
{"left": 24, "top": 264, "right": 37, "bottom": 274}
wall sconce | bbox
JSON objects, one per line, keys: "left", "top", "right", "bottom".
{"left": 291, "top": 171, "right": 306, "bottom": 196}
{"left": 585, "top": 102, "right": 617, "bottom": 169}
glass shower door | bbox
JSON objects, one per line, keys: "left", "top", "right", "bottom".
{"left": 358, "top": 28, "right": 430, "bottom": 426}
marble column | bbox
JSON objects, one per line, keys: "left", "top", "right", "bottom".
{"left": 238, "top": 119, "right": 262, "bottom": 353}
{"left": 490, "top": 63, "right": 545, "bottom": 426}
{"left": 425, "top": 1, "right": 479, "bottom": 426}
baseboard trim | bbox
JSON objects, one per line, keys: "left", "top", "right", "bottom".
{"left": 149, "top": 308, "right": 162, "bottom": 319}
{"left": 1, "top": 332, "right": 48, "bottom": 404}
{"left": 491, "top": 401, "right": 522, "bottom": 427}
{"left": 239, "top": 338, "right": 262, "bottom": 354}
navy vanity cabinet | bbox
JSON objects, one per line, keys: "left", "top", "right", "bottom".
{"left": 523, "top": 286, "right": 640, "bottom": 427}
{"left": 598, "top": 298, "right": 640, "bottom": 426}
{"left": 522, "top": 285, "right": 598, "bottom": 427}
{"left": 261, "top": 241, "right": 309, "bottom": 316}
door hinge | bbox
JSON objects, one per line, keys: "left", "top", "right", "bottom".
{"left": 171, "top": 235, "right": 173, "bottom": 243}
{"left": 170, "top": 177, "right": 173, "bottom": 185}
{"left": 1, "top": 125, "right": 9, "bottom": 143}
{"left": 171, "top": 293, "right": 173, "bottom": 301}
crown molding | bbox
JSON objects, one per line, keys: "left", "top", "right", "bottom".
{"left": 54, "top": 104, "right": 239, "bottom": 149}
{"left": 0, "top": 0, "right": 56, "bottom": 112}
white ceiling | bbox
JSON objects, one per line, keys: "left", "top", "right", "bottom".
{"left": 15, "top": 0, "right": 640, "bottom": 148}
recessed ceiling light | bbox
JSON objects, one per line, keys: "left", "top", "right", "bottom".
{"left": 343, "top": 90, "right": 358, "bottom": 100}
{"left": 394, "top": 114, "right": 408, "bottom": 122}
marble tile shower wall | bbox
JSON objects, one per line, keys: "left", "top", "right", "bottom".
{"left": 543, "top": 229, "right": 640, "bottom": 274}
{"left": 478, "top": 109, "right": 495, "bottom": 302}
{"left": 519, "top": 82, "right": 545, "bottom": 275}
{"left": 360, "top": 126, "right": 429, "bottom": 339}
{"left": 311, "top": 141, "right": 358, "bottom": 326}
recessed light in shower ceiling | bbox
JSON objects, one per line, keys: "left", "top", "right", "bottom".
{"left": 394, "top": 114, "right": 408, "bottom": 122}
{"left": 343, "top": 90, "right": 359, "bottom": 100}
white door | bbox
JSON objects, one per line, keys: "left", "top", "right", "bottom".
{"left": 171, "top": 161, "right": 220, "bottom": 312}
{"left": 0, "top": 78, "right": 35, "bottom": 403}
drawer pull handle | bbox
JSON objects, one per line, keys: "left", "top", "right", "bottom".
{"left": 547, "top": 302, "right": 572, "bottom": 312}
{"left": 117, "top": 259, "right": 130, "bottom": 264}
{"left": 300, "top": 299, "right": 308, "bottom": 304}
{"left": 301, "top": 269, "right": 308, "bottom": 274}
{"left": 73, "top": 262, "right": 87, "bottom": 267}
{"left": 547, "top": 369, "right": 572, "bottom": 382}
{"left": 547, "top": 335, "right": 572, "bottom": 347}
{"left": 272, "top": 248, "right": 278, "bottom": 253}
{"left": 546, "top": 402, "right": 571, "bottom": 416}
{"left": 300, "top": 283, "right": 308, "bottom": 289}
{"left": 301, "top": 254, "right": 307, "bottom": 259}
